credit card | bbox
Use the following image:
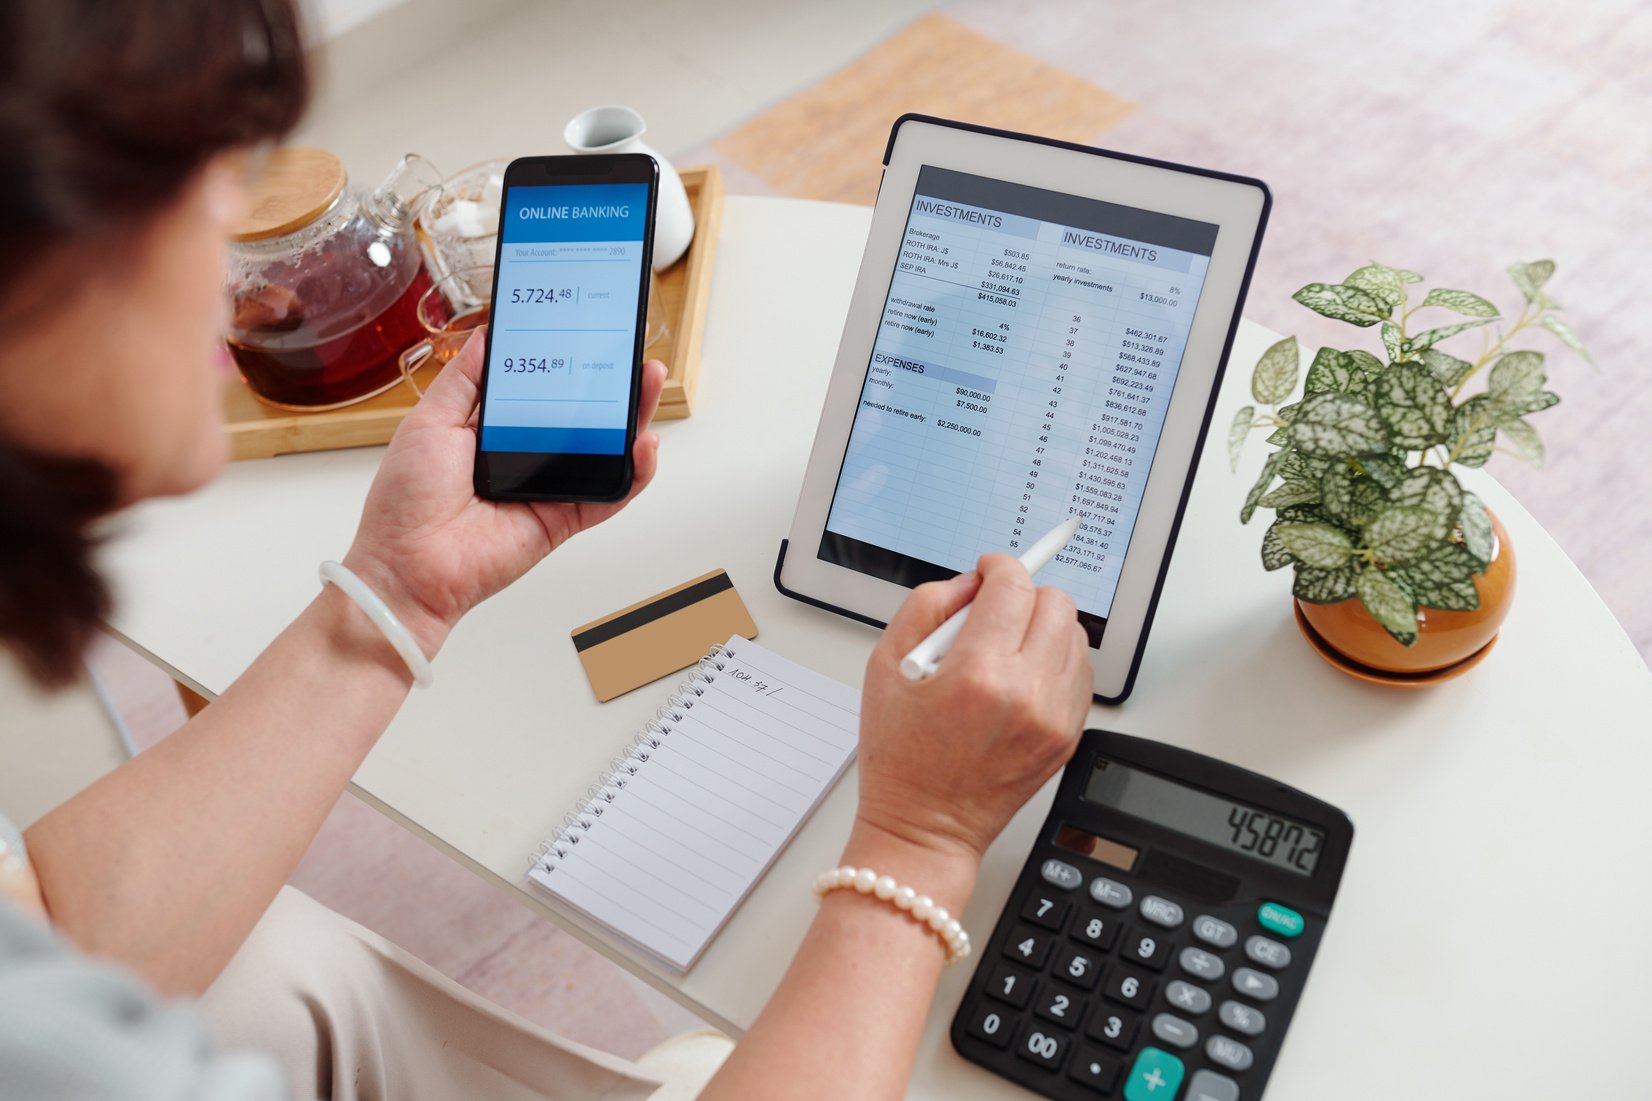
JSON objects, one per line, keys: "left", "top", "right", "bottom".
{"left": 571, "top": 569, "right": 758, "bottom": 701}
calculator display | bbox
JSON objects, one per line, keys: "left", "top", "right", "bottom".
{"left": 1083, "top": 759, "right": 1325, "bottom": 876}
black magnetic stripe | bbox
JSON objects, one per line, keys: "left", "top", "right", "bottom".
{"left": 571, "top": 572, "right": 734, "bottom": 652}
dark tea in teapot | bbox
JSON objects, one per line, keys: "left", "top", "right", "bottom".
{"left": 227, "top": 147, "right": 441, "bottom": 410}
{"left": 230, "top": 259, "right": 431, "bottom": 408}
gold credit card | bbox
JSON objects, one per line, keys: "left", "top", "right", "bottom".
{"left": 571, "top": 569, "right": 757, "bottom": 702}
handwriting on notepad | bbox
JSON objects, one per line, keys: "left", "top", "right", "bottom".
{"left": 725, "top": 665, "right": 783, "bottom": 697}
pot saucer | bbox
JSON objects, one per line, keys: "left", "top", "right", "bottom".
{"left": 1292, "top": 602, "right": 1498, "bottom": 687}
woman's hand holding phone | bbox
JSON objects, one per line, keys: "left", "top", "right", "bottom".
{"left": 341, "top": 329, "right": 666, "bottom": 658}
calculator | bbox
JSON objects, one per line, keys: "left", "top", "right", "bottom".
{"left": 951, "top": 730, "right": 1353, "bottom": 1101}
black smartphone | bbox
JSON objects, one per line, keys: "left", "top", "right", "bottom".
{"left": 473, "top": 154, "right": 658, "bottom": 502}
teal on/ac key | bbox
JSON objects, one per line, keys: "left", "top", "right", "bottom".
{"left": 1258, "top": 901, "right": 1305, "bottom": 938}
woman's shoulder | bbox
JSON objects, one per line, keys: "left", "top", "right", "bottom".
{"left": 0, "top": 899, "right": 287, "bottom": 1100}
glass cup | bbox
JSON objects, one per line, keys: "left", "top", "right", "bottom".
{"left": 644, "top": 277, "right": 671, "bottom": 355}
{"left": 414, "top": 159, "right": 507, "bottom": 289}
{"left": 398, "top": 266, "right": 491, "bottom": 397}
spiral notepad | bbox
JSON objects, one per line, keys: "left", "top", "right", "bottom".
{"left": 527, "top": 635, "right": 861, "bottom": 972}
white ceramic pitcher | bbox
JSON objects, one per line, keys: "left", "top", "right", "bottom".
{"left": 563, "top": 105, "right": 694, "bottom": 270}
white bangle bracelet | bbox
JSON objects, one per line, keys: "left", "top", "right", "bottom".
{"left": 319, "top": 560, "right": 434, "bottom": 688}
{"left": 812, "top": 865, "right": 973, "bottom": 965}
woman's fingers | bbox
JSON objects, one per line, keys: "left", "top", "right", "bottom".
{"left": 414, "top": 328, "right": 486, "bottom": 425}
{"left": 1021, "top": 585, "right": 1081, "bottom": 668}
{"left": 636, "top": 360, "right": 666, "bottom": 433}
{"left": 876, "top": 571, "right": 981, "bottom": 661}
{"left": 948, "top": 554, "right": 1037, "bottom": 666}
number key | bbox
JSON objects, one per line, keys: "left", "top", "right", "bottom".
{"left": 985, "top": 963, "right": 1035, "bottom": 1009}
{"left": 1103, "top": 964, "right": 1155, "bottom": 1010}
{"left": 1051, "top": 944, "right": 1103, "bottom": 991}
{"left": 1020, "top": 892, "right": 1071, "bottom": 932}
{"left": 1002, "top": 925, "right": 1052, "bottom": 969}
{"left": 966, "top": 1003, "right": 1013, "bottom": 1049}
{"left": 1016, "top": 1024, "right": 1070, "bottom": 1071}
{"left": 1035, "top": 987, "right": 1081, "bottom": 1029}
{"left": 1071, "top": 909, "right": 1120, "bottom": 950}
{"left": 1086, "top": 1007, "right": 1140, "bottom": 1051}
{"left": 1122, "top": 926, "right": 1174, "bottom": 971}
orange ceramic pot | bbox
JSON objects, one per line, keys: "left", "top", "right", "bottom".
{"left": 1296, "top": 511, "right": 1515, "bottom": 681}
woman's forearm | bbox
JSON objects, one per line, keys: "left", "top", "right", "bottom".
{"left": 24, "top": 583, "right": 433, "bottom": 995}
{"left": 699, "top": 822, "right": 980, "bottom": 1101}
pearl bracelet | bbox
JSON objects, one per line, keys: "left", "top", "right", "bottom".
{"left": 812, "top": 865, "right": 973, "bottom": 965}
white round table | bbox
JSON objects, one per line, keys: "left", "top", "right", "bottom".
{"left": 102, "top": 196, "right": 1652, "bottom": 1097}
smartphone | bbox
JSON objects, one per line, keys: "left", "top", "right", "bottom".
{"left": 474, "top": 154, "right": 658, "bottom": 501}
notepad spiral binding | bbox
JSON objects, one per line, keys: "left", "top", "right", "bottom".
{"left": 530, "top": 643, "right": 733, "bottom": 875}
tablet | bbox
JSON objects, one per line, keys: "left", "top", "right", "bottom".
{"left": 775, "top": 116, "right": 1270, "bottom": 702}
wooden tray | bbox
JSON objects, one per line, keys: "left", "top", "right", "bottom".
{"left": 225, "top": 164, "right": 725, "bottom": 460}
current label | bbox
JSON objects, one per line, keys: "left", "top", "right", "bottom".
{"left": 820, "top": 167, "right": 1217, "bottom": 632}
{"left": 480, "top": 182, "right": 648, "bottom": 456}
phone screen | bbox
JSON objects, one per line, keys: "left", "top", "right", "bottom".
{"left": 476, "top": 157, "right": 655, "bottom": 500}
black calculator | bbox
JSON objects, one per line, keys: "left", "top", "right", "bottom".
{"left": 951, "top": 730, "right": 1352, "bottom": 1101}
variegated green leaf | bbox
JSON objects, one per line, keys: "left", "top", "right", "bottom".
{"left": 1265, "top": 426, "right": 1290, "bottom": 447}
{"left": 1261, "top": 521, "right": 1295, "bottom": 571}
{"left": 1459, "top": 492, "right": 1495, "bottom": 564}
{"left": 1345, "top": 264, "right": 1405, "bottom": 312}
{"left": 1320, "top": 463, "right": 1385, "bottom": 529}
{"left": 1488, "top": 350, "right": 1545, "bottom": 402}
{"left": 1289, "top": 392, "right": 1388, "bottom": 458}
{"left": 1507, "top": 259, "right": 1555, "bottom": 302}
{"left": 1227, "top": 404, "right": 1255, "bottom": 471}
{"left": 1292, "top": 282, "right": 1389, "bottom": 326}
{"left": 1449, "top": 397, "right": 1497, "bottom": 467}
{"left": 1374, "top": 362, "right": 1453, "bottom": 449}
{"left": 1308, "top": 347, "right": 1387, "bottom": 395}
{"left": 1494, "top": 390, "right": 1561, "bottom": 421}
{"left": 1275, "top": 522, "right": 1356, "bottom": 569}
{"left": 1363, "top": 505, "right": 1440, "bottom": 566}
{"left": 1357, "top": 454, "right": 1407, "bottom": 489}
{"left": 1355, "top": 568, "right": 1419, "bottom": 644}
{"left": 1421, "top": 288, "right": 1499, "bottom": 317}
{"left": 1281, "top": 450, "right": 1329, "bottom": 483}
{"left": 1387, "top": 467, "right": 1462, "bottom": 538}
{"left": 1405, "top": 317, "right": 1494, "bottom": 353}
{"left": 1393, "top": 267, "right": 1424, "bottom": 284}
{"left": 1390, "top": 542, "right": 1481, "bottom": 612}
{"left": 1240, "top": 448, "right": 1286, "bottom": 524}
{"left": 1305, "top": 348, "right": 1354, "bottom": 395}
{"left": 1260, "top": 480, "right": 1322, "bottom": 508}
{"left": 1381, "top": 321, "right": 1405, "bottom": 362}
{"left": 1277, "top": 504, "right": 1328, "bottom": 523}
{"left": 1500, "top": 418, "right": 1545, "bottom": 465}
{"left": 1251, "top": 336, "right": 1300, "bottom": 405}
{"left": 1293, "top": 564, "right": 1356, "bottom": 604}
{"left": 1541, "top": 314, "right": 1596, "bottom": 368}
{"left": 1419, "top": 348, "right": 1474, "bottom": 388}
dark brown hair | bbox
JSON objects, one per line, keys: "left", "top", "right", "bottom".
{"left": 0, "top": 0, "right": 309, "bottom": 686}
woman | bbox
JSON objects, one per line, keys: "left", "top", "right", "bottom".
{"left": 0, "top": 1, "right": 1093, "bottom": 1098}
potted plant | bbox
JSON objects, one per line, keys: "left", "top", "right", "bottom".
{"left": 1230, "top": 260, "right": 1592, "bottom": 682}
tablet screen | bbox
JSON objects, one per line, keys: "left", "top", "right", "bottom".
{"left": 818, "top": 166, "right": 1218, "bottom": 643}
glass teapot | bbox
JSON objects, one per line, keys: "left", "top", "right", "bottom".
{"left": 227, "top": 148, "right": 442, "bottom": 410}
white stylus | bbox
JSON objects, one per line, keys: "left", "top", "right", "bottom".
{"left": 898, "top": 516, "right": 1083, "bottom": 680}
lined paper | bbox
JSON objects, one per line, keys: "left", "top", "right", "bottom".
{"left": 528, "top": 636, "right": 860, "bottom": 971}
